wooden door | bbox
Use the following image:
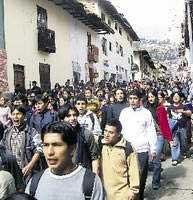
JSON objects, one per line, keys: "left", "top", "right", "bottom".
{"left": 13, "top": 64, "right": 25, "bottom": 89}
{"left": 39, "top": 63, "right": 51, "bottom": 91}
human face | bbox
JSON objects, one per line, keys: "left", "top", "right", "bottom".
{"left": 97, "top": 90, "right": 103, "bottom": 98}
{"left": 148, "top": 93, "right": 156, "bottom": 104}
{"left": 115, "top": 90, "right": 124, "bottom": 102}
{"left": 75, "top": 100, "right": 86, "bottom": 115}
{"left": 59, "top": 97, "right": 66, "bottom": 107}
{"left": 85, "top": 90, "right": 92, "bottom": 99}
{"left": 158, "top": 94, "right": 164, "bottom": 104}
{"left": 104, "top": 125, "right": 120, "bottom": 146}
{"left": 63, "top": 91, "right": 69, "bottom": 99}
{"left": 43, "top": 133, "right": 75, "bottom": 175}
{"left": 129, "top": 95, "right": 140, "bottom": 109}
{"left": 109, "top": 96, "right": 115, "bottom": 104}
{"left": 35, "top": 100, "right": 47, "bottom": 113}
{"left": 0, "top": 97, "right": 5, "bottom": 107}
{"left": 13, "top": 100, "right": 23, "bottom": 106}
{"left": 173, "top": 93, "right": 181, "bottom": 104}
{"left": 64, "top": 109, "right": 78, "bottom": 127}
{"left": 11, "top": 109, "right": 25, "bottom": 127}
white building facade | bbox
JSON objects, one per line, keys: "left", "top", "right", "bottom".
{"left": 1, "top": 0, "right": 140, "bottom": 92}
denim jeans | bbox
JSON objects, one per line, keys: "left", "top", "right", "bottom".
{"left": 171, "top": 127, "right": 187, "bottom": 161}
{"left": 152, "top": 135, "right": 164, "bottom": 186}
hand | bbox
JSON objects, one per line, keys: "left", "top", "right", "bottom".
{"left": 151, "top": 152, "right": 157, "bottom": 160}
{"left": 22, "top": 163, "right": 33, "bottom": 177}
{"left": 128, "top": 190, "right": 135, "bottom": 200}
{"left": 176, "top": 109, "right": 184, "bottom": 114}
{"left": 169, "top": 141, "right": 174, "bottom": 147}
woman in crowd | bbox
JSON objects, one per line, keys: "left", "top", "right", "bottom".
{"left": 145, "top": 90, "right": 172, "bottom": 189}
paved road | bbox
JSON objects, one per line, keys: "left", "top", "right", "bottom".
{"left": 145, "top": 158, "right": 193, "bottom": 200}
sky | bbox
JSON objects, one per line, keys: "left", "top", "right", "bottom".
{"left": 110, "top": 0, "right": 185, "bottom": 42}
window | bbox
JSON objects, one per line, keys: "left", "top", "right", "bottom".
{"left": 39, "top": 63, "right": 51, "bottom": 91}
{"left": 101, "top": 12, "right": 106, "bottom": 22}
{"left": 109, "top": 42, "right": 112, "bottom": 51}
{"left": 13, "top": 64, "right": 25, "bottom": 90}
{"left": 116, "top": 65, "right": 119, "bottom": 71}
{"left": 130, "top": 40, "right": 133, "bottom": 47}
{"left": 102, "top": 38, "right": 107, "bottom": 55}
{"left": 119, "top": 27, "right": 122, "bottom": 35}
{"left": 120, "top": 45, "right": 123, "bottom": 56}
{"left": 128, "top": 57, "right": 130, "bottom": 64}
{"left": 116, "top": 42, "right": 119, "bottom": 54}
{"left": 108, "top": 19, "right": 111, "bottom": 27}
{"left": 87, "top": 32, "right": 91, "bottom": 46}
{"left": 127, "top": 36, "right": 130, "bottom": 41}
{"left": 131, "top": 55, "right": 133, "bottom": 65}
{"left": 115, "top": 22, "right": 118, "bottom": 30}
{"left": 37, "top": 6, "right": 47, "bottom": 29}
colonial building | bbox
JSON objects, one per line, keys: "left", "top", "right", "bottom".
{"left": 132, "top": 41, "right": 155, "bottom": 81}
{"left": 0, "top": 0, "right": 147, "bottom": 92}
{"left": 184, "top": 0, "right": 193, "bottom": 77}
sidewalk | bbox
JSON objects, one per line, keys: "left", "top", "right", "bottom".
{"left": 145, "top": 158, "right": 193, "bottom": 199}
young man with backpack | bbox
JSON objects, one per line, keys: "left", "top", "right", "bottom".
{"left": 58, "top": 105, "right": 100, "bottom": 175}
{"left": 100, "top": 119, "right": 140, "bottom": 200}
{"left": 75, "top": 96, "right": 102, "bottom": 137}
{"left": 25, "top": 122, "right": 103, "bottom": 200}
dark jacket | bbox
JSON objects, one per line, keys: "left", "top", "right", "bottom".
{"left": 0, "top": 145, "right": 25, "bottom": 190}
{"left": 73, "top": 124, "right": 99, "bottom": 169}
{"left": 30, "top": 109, "right": 58, "bottom": 133}
{"left": 106, "top": 102, "right": 128, "bottom": 122}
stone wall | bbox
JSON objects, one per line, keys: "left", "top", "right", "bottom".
{"left": 0, "top": 49, "right": 8, "bottom": 91}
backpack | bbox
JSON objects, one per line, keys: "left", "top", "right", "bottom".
{"left": 29, "top": 168, "right": 96, "bottom": 200}
{"left": 88, "top": 113, "right": 95, "bottom": 130}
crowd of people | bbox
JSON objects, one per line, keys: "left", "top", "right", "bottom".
{"left": 0, "top": 77, "right": 193, "bottom": 200}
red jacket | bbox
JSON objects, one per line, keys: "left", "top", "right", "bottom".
{"left": 156, "top": 105, "right": 172, "bottom": 142}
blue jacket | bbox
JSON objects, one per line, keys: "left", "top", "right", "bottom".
{"left": 30, "top": 109, "right": 58, "bottom": 133}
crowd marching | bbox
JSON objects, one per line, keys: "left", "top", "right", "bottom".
{"left": 0, "top": 77, "right": 193, "bottom": 200}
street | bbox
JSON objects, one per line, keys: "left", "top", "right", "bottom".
{"left": 145, "top": 158, "right": 193, "bottom": 199}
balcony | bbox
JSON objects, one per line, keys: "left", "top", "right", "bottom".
{"left": 48, "top": 0, "right": 114, "bottom": 34}
{"left": 88, "top": 45, "right": 99, "bottom": 63}
{"left": 38, "top": 28, "right": 56, "bottom": 53}
{"left": 131, "top": 63, "right": 139, "bottom": 73}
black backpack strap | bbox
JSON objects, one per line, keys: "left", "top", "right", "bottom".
{"left": 29, "top": 170, "right": 45, "bottom": 197}
{"left": 83, "top": 169, "right": 96, "bottom": 200}
{"left": 125, "top": 141, "right": 134, "bottom": 157}
{"left": 88, "top": 113, "right": 95, "bottom": 130}
{"left": 125, "top": 141, "right": 134, "bottom": 185}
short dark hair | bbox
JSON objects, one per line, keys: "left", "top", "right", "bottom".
{"left": 74, "top": 96, "right": 87, "bottom": 104}
{"left": 106, "top": 119, "right": 122, "bottom": 134}
{"left": 129, "top": 89, "right": 142, "bottom": 99}
{"left": 41, "top": 122, "right": 77, "bottom": 145}
{"left": 4, "top": 192, "right": 37, "bottom": 200}
{"left": 11, "top": 105, "right": 26, "bottom": 115}
{"left": 58, "top": 104, "right": 79, "bottom": 120}
{"left": 34, "top": 94, "right": 49, "bottom": 104}
{"left": 85, "top": 87, "right": 92, "bottom": 93}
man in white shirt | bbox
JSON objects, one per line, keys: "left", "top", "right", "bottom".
{"left": 119, "top": 89, "right": 157, "bottom": 200}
